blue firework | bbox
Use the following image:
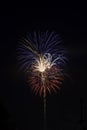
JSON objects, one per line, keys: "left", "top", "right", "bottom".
{"left": 17, "top": 31, "right": 66, "bottom": 70}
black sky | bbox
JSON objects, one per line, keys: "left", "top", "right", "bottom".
{"left": 0, "top": 7, "right": 87, "bottom": 130}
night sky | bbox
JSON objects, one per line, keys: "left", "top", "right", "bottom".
{"left": 0, "top": 7, "right": 87, "bottom": 130}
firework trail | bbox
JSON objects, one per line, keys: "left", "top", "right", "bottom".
{"left": 17, "top": 31, "right": 67, "bottom": 130}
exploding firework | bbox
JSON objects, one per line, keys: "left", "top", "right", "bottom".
{"left": 17, "top": 31, "right": 67, "bottom": 130}
{"left": 17, "top": 31, "right": 66, "bottom": 97}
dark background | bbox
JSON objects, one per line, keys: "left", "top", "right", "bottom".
{"left": 0, "top": 7, "right": 87, "bottom": 130}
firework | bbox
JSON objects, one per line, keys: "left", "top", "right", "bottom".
{"left": 17, "top": 31, "right": 66, "bottom": 96}
{"left": 17, "top": 31, "right": 67, "bottom": 130}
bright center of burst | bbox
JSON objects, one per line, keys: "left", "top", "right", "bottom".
{"left": 35, "top": 55, "right": 51, "bottom": 73}
{"left": 38, "top": 59, "right": 46, "bottom": 72}
{"left": 34, "top": 53, "right": 58, "bottom": 73}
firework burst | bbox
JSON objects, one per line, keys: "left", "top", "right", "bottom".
{"left": 17, "top": 31, "right": 66, "bottom": 97}
{"left": 17, "top": 31, "right": 67, "bottom": 130}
